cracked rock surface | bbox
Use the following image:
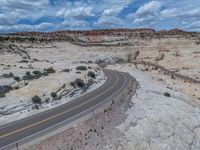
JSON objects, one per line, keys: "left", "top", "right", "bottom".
{"left": 25, "top": 64, "right": 200, "bottom": 150}
{"left": 114, "top": 65, "right": 200, "bottom": 150}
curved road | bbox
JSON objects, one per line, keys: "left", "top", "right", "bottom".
{"left": 0, "top": 69, "right": 132, "bottom": 150}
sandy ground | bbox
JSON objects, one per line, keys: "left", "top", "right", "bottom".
{"left": 24, "top": 63, "right": 200, "bottom": 150}
{"left": 1, "top": 37, "right": 200, "bottom": 149}
{"left": 0, "top": 42, "right": 106, "bottom": 125}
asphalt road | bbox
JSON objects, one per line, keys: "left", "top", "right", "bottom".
{"left": 0, "top": 69, "right": 131, "bottom": 150}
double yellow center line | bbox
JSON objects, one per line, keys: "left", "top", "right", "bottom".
{"left": 0, "top": 71, "right": 120, "bottom": 139}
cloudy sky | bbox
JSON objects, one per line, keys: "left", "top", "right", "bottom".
{"left": 0, "top": 0, "right": 200, "bottom": 33}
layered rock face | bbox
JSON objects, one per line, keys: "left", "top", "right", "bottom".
{"left": 4, "top": 28, "right": 199, "bottom": 46}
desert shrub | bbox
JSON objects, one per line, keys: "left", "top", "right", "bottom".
{"left": 9, "top": 72, "right": 14, "bottom": 77}
{"left": 76, "top": 66, "right": 87, "bottom": 71}
{"left": 14, "top": 76, "right": 20, "bottom": 82}
{"left": 0, "top": 93, "right": 5, "bottom": 98}
{"left": 19, "top": 60, "right": 29, "bottom": 63}
{"left": 32, "top": 70, "right": 42, "bottom": 79}
{"left": 0, "top": 85, "right": 13, "bottom": 93}
{"left": 33, "top": 58, "right": 39, "bottom": 62}
{"left": 26, "top": 71, "right": 31, "bottom": 76}
{"left": 76, "top": 71, "right": 81, "bottom": 74}
{"left": 34, "top": 74, "right": 42, "bottom": 79}
{"left": 70, "top": 81, "right": 76, "bottom": 87}
{"left": 63, "top": 69, "right": 70, "bottom": 72}
{"left": 51, "top": 92, "right": 57, "bottom": 99}
{"left": 22, "top": 75, "right": 28, "bottom": 80}
{"left": 2, "top": 72, "right": 13, "bottom": 78}
{"left": 25, "top": 82, "right": 28, "bottom": 86}
{"left": 23, "top": 74, "right": 34, "bottom": 80}
{"left": 87, "top": 71, "right": 96, "bottom": 78}
{"left": 42, "top": 71, "right": 48, "bottom": 76}
{"left": 75, "top": 79, "right": 85, "bottom": 88}
{"left": 46, "top": 67, "right": 56, "bottom": 74}
{"left": 61, "top": 84, "right": 66, "bottom": 89}
{"left": 14, "top": 86, "right": 19, "bottom": 90}
{"left": 33, "top": 70, "right": 42, "bottom": 75}
{"left": 32, "top": 95, "right": 42, "bottom": 104}
{"left": 164, "top": 92, "right": 171, "bottom": 97}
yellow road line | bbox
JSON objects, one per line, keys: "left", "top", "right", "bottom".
{"left": 0, "top": 72, "right": 120, "bottom": 139}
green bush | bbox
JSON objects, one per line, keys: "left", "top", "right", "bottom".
{"left": 32, "top": 95, "right": 42, "bottom": 104}
{"left": 26, "top": 71, "right": 31, "bottom": 76}
{"left": 14, "top": 76, "right": 20, "bottom": 82}
{"left": 2, "top": 72, "right": 13, "bottom": 78}
{"left": 164, "top": 92, "right": 171, "bottom": 97}
{"left": 0, "top": 93, "right": 5, "bottom": 98}
{"left": 42, "top": 71, "right": 48, "bottom": 76}
{"left": 87, "top": 71, "right": 96, "bottom": 78}
{"left": 32, "top": 70, "right": 42, "bottom": 79}
{"left": 63, "top": 69, "right": 70, "bottom": 72}
{"left": 46, "top": 67, "right": 56, "bottom": 74}
{"left": 19, "top": 60, "right": 29, "bottom": 63}
{"left": 76, "top": 71, "right": 81, "bottom": 74}
{"left": 51, "top": 92, "right": 57, "bottom": 99}
{"left": 14, "top": 86, "right": 19, "bottom": 90}
{"left": 75, "top": 79, "right": 85, "bottom": 88}
{"left": 10, "top": 72, "right": 14, "bottom": 77}
{"left": 70, "top": 82, "right": 76, "bottom": 87}
{"left": 22, "top": 75, "right": 34, "bottom": 80}
{"left": 76, "top": 66, "right": 87, "bottom": 71}
{"left": 33, "top": 70, "right": 42, "bottom": 75}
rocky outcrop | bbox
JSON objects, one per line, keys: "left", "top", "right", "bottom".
{"left": 1, "top": 28, "right": 199, "bottom": 47}
{"left": 0, "top": 43, "right": 30, "bottom": 58}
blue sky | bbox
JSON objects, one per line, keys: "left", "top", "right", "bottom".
{"left": 0, "top": 0, "right": 200, "bottom": 33}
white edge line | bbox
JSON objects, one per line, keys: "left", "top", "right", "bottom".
{"left": 0, "top": 72, "right": 129, "bottom": 150}
{"left": 0, "top": 70, "right": 110, "bottom": 130}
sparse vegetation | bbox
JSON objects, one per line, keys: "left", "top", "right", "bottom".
{"left": 75, "top": 79, "right": 85, "bottom": 88}
{"left": 62, "top": 69, "right": 70, "bottom": 72}
{"left": 0, "top": 85, "right": 13, "bottom": 98}
{"left": 14, "top": 86, "right": 19, "bottom": 90}
{"left": 76, "top": 66, "right": 87, "bottom": 71}
{"left": 0, "top": 93, "right": 5, "bottom": 98}
{"left": 76, "top": 71, "right": 81, "bottom": 74}
{"left": 70, "top": 81, "right": 76, "bottom": 87}
{"left": 46, "top": 67, "right": 56, "bottom": 74}
{"left": 14, "top": 76, "right": 20, "bottom": 82}
{"left": 26, "top": 71, "right": 31, "bottom": 76}
{"left": 164, "top": 92, "right": 171, "bottom": 97}
{"left": 70, "top": 79, "right": 85, "bottom": 88}
{"left": 87, "top": 71, "right": 96, "bottom": 78}
{"left": 33, "top": 70, "right": 42, "bottom": 79}
{"left": 51, "top": 92, "right": 57, "bottom": 99}
{"left": 42, "top": 71, "right": 48, "bottom": 76}
{"left": 19, "top": 60, "right": 29, "bottom": 63}
{"left": 2, "top": 72, "right": 13, "bottom": 78}
{"left": 32, "top": 95, "right": 42, "bottom": 104}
